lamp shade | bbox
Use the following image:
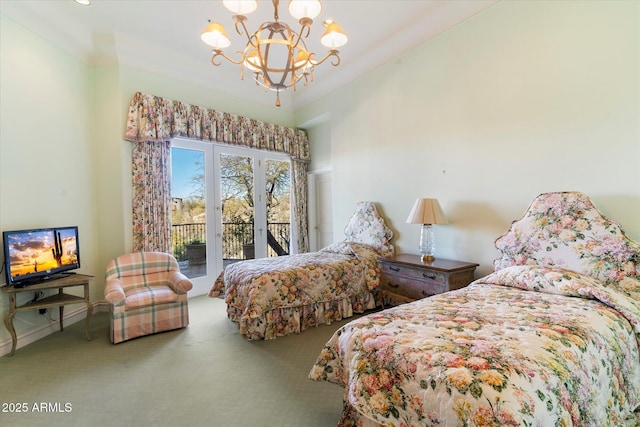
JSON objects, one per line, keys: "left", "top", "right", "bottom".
{"left": 320, "top": 21, "right": 348, "bottom": 48}
{"left": 406, "top": 198, "right": 448, "bottom": 225}
{"left": 288, "top": 0, "right": 322, "bottom": 20}
{"left": 223, "top": 0, "right": 258, "bottom": 15}
{"left": 201, "top": 22, "right": 232, "bottom": 49}
{"left": 294, "top": 50, "right": 311, "bottom": 69}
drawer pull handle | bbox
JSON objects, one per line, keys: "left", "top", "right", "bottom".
{"left": 387, "top": 282, "right": 400, "bottom": 289}
{"left": 389, "top": 266, "right": 401, "bottom": 272}
{"left": 423, "top": 273, "right": 437, "bottom": 280}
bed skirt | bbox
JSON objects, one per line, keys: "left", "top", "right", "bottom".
{"left": 225, "top": 291, "right": 378, "bottom": 340}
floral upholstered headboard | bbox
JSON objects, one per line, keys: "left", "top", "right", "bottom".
{"left": 494, "top": 191, "right": 639, "bottom": 290}
{"left": 344, "top": 202, "right": 395, "bottom": 258}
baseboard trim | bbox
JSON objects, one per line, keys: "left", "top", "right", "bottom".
{"left": 0, "top": 302, "right": 106, "bottom": 357}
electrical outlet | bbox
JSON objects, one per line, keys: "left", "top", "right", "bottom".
{"left": 31, "top": 291, "right": 45, "bottom": 305}
{"left": 39, "top": 308, "right": 47, "bottom": 315}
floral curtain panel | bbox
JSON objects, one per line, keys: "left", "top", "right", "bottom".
{"left": 131, "top": 140, "right": 172, "bottom": 252}
{"left": 291, "top": 161, "right": 309, "bottom": 252}
{"left": 125, "top": 91, "right": 310, "bottom": 253}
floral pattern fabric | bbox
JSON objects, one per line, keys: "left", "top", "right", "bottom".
{"left": 310, "top": 273, "right": 640, "bottom": 426}
{"left": 125, "top": 92, "right": 310, "bottom": 162}
{"left": 494, "top": 191, "right": 639, "bottom": 289}
{"left": 125, "top": 91, "right": 311, "bottom": 253}
{"left": 131, "top": 140, "right": 172, "bottom": 252}
{"left": 209, "top": 201, "right": 394, "bottom": 339}
{"left": 310, "top": 191, "right": 640, "bottom": 426}
{"left": 344, "top": 202, "right": 395, "bottom": 258}
{"left": 209, "top": 242, "right": 384, "bottom": 340}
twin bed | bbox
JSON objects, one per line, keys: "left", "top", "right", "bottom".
{"left": 209, "top": 201, "right": 394, "bottom": 340}
{"left": 210, "top": 191, "right": 639, "bottom": 425}
{"left": 309, "top": 191, "right": 639, "bottom": 425}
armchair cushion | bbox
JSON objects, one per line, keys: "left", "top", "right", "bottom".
{"left": 124, "top": 284, "right": 179, "bottom": 310}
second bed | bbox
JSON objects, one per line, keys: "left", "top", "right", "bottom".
{"left": 209, "top": 201, "right": 394, "bottom": 339}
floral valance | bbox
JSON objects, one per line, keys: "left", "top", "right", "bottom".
{"left": 124, "top": 92, "right": 310, "bottom": 162}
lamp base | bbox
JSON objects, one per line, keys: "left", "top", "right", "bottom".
{"left": 418, "top": 224, "right": 436, "bottom": 263}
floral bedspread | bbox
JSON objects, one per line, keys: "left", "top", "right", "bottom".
{"left": 310, "top": 265, "right": 640, "bottom": 426}
{"left": 209, "top": 241, "right": 383, "bottom": 339}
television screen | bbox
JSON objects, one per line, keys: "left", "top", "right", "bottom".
{"left": 2, "top": 226, "right": 81, "bottom": 287}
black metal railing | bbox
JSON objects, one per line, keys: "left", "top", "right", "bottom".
{"left": 171, "top": 222, "right": 290, "bottom": 262}
{"left": 172, "top": 223, "right": 206, "bottom": 261}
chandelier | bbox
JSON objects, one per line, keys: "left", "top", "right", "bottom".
{"left": 200, "top": 0, "right": 348, "bottom": 107}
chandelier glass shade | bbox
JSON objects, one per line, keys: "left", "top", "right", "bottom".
{"left": 201, "top": 0, "right": 348, "bottom": 106}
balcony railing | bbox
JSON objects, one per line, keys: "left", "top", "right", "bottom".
{"left": 171, "top": 222, "right": 290, "bottom": 262}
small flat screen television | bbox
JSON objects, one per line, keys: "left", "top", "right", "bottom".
{"left": 2, "top": 226, "right": 81, "bottom": 287}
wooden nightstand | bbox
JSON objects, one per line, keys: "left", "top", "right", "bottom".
{"left": 378, "top": 254, "right": 478, "bottom": 306}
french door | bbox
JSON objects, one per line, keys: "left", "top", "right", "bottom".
{"left": 171, "top": 139, "right": 293, "bottom": 295}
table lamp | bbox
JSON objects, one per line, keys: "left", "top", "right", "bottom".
{"left": 406, "top": 198, "right": 448, "bottom": 262}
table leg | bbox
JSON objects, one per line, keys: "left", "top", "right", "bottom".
{"left": 59, "top": 306, "right": 64, "bottom": 331}
{"left": 4, "top": 311, "right": 17, "bottom": 357}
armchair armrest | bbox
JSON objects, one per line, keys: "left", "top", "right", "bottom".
{"left": 167, "top": 271, "right": 193, "bottom": 294}
{"left": 105, "top": 277, "right": 126, "bottom": 306}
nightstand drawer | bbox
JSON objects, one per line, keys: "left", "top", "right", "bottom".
{"left": 382, "top": 275, "right": 445, "bottom": 299}
{"left": 381, "top": 262, "right": 446, "bottom": 286}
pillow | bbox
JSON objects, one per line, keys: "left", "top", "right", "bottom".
{"left": 482, "top": 265, "right": 605, "bottom": 297}
{"left": 485, "top": 265, "right": 640, "bottom": 302}
{"left": 481, "top": 265, "right": 640, "bottom": 337}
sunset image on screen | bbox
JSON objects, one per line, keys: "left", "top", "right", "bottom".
{"left": 7, "top": 229, "right": 78, "bottom": 278}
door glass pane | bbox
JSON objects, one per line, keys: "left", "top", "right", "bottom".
{"left": 171, "top": 147, "right": 207, "bottom": 279}
{"left": 220, "top": 153, "right": 255, "bottom": 264}
{"left": 265, "top": 158, "right": 291, "bottom": 257}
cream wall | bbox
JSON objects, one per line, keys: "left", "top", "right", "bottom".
{"left": 306, "top": 118, "right": 331, "bottom": 172}
{"left": 299, "top": 0, "right": 640, "bottom": 276}
{"left": 0, "top": 14, "right": 98, "bottom": 341}
{"left": 0, "top": 13, "right": 294, "bottom": 348}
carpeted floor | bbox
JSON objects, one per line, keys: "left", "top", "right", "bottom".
{"left": 0, "top": 295, "right": 360, "bottom": 427}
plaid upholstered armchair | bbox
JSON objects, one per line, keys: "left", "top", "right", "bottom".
{"left": 104, "top": 252, "right": 192, "bottom": 344}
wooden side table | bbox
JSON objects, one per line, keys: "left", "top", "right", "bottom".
{"left": 378, "top": 255, "right": 478, "bottom": 306}
{"left": 2, "top": 274, "right": 93, "bottom": 356}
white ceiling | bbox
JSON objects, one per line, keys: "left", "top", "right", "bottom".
{"left": 1, "top": 0, "right": 497, "bottom": 111}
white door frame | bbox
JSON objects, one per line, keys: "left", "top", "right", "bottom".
{"left": 171, "top": 139, "right": 216, "bottom": 296}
